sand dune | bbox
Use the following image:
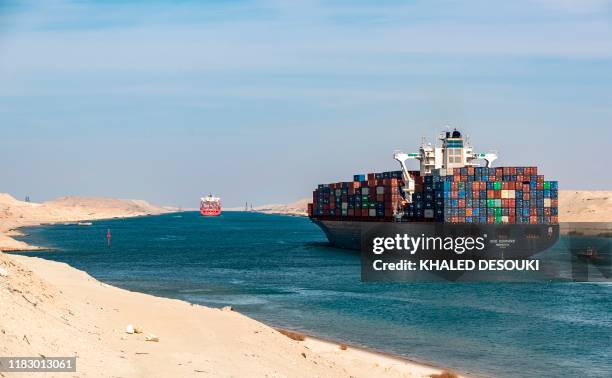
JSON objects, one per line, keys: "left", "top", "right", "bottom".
{"left": 0, "top": 252, "right": 446, "bottom": 377}
{"left": 0, "top": 194, "right": 171, "bottom": 251}
{"left": 558, "top": 191, "right": 612, "bottom": 222}
{"left": 252, "top": 198, "right": 310, "bottom": 216}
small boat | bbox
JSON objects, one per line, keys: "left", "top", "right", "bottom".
{"left": 77, "top": 222, "right": 93, "bottom": 226}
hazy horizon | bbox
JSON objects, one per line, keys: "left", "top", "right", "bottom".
{"left": 2, "top": 0, "right": 611, "bottom": 208}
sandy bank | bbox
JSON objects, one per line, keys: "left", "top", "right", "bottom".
{"left": 0, "top": 193, "right": 173, "bottom": 252}
{"left": 0, "top": 252, "right": 451, "bottom": 377}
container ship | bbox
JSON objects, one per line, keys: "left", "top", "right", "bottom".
{"left": 200, "top": 194, "right": 221, "bottom": 216}
{"left": 308, "top": 129, "right": 559, "bottom": 253}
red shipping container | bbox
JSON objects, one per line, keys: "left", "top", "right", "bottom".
{"left": 367, "top": 173, "right": 375, "bottom": 180}
{"left": 552, "top": 199, "right": 558, "bottom": 207}
{"left": 509, "top": 199, "right": 515, "bottom": 208}
{"left": 384, "top": 209, "right": 394, "bottom": 217}
{"left": 466, "top": 208, "right": 473, "bottom": 216}
{"left": 376, "top": 194, "right": 384, "bottom": 202}
{"left": 495, "top": 190, "right": 501, "bottom": 199}
{"left": 472, "top": 191, "right": 480, "bottom": 199}
{"left": 348, "top": 209, "right": 354, "bottom": 216}
{"left": 502, "top": 199, "right": 508, "bottom": 207}
{"left": 458, "top": 199, "right": 466, "bottom": 207}
{"left": 361, "top": 209, "right": 369, "bottom": 217}
{"left": 487, "top": 190, "right": 495, "bottom": 198}
{"left": 551, "top": 215, "right": 558, "bottom": 224}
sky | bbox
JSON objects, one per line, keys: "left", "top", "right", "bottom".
{"left": 1, "top": 0, "right": 611, "bottom": 208}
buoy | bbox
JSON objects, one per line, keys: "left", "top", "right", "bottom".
{"left": 107, "top": 229, "right": 111, "bottom": 248}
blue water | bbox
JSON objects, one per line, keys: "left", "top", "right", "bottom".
{"left": 16, "top": 212, "right": 612, "bottom": 377}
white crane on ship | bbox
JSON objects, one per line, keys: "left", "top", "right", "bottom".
{"left": 393, "top": 128, "right": 498, "bottom": 203}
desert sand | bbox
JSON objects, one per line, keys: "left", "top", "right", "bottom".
{"left": 246, "top": 198, "right": 311, "bottom": 217}
{"left": 0, "top": 194, "right": 172, "bottom": 251}
{"left": 557, "top": 191, "right": 612, "bottom": 222}
{"left": 0, "top": 252, "right": 448, "bottom": 377}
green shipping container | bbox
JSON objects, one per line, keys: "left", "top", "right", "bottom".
{"left": 494, "top": 181, "right": 502, "bottom": 190}
{"left": 544, "top": 181, "right": 550, "bottom": 189}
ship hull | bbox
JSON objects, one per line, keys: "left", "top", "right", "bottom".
{"left": 312, "top": 219, "right": 559, "bottom": 258}
{"left": 200, "top": 208, "right": 221, "bottom": 216}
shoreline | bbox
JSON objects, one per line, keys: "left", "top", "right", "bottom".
{"left": 290, "top": 330, "right": 466, "bottom": 377}
{"left": 1, "top": 249, "right": 458, "bottom": 377}
{"left": 0, "top": 215, "right": 155, "bottom": 252}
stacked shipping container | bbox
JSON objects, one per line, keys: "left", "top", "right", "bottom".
{"left": 405, "top": 166, "right": 558, "bottom": 224}
{"left": 308, "top": 166, "right": 558, "bottom": 225}
{"left": 308, "top": 171, "right": 405, "bottom": 220}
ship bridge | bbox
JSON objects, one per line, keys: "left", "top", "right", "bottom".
{"left": 393, "top": 128, "right": 498, "bottom": 202}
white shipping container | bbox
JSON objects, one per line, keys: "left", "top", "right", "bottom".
{"left": 424, "top": 209, "right": 434, "bottom": 218}
{"left": 369, "top": 209, "right": 377, "bottom": 217}
{"left": 362, "top": 187, "right": 370, "bottom": 195}
{"left": 502, "top": 216, "right": 509, "bottom": 223}
{"left": 501, "top": 190, "right": 508, "bottom": 199}
{"left": 544, "top": 198, "right": 551, "bottom": 207}
{"left": 341, "top": 202, "right": 348, "bottom": 210}
{"left": 376, "top": 186, "right": 385, "bottom": 194}
{"left": 509, "top": 190, "right": 515, "bottom": 199}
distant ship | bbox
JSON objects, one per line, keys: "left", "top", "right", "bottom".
{"left": 200, "top": 194, "right": 221, "bottom": 216}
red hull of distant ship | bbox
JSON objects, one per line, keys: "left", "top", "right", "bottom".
{"left": 200, "top": 208, "right": 221, "bottom": 216}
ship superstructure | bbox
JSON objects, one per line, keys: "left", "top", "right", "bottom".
{"left": 393, "top": 129, "right": 498, "bottom": 203}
